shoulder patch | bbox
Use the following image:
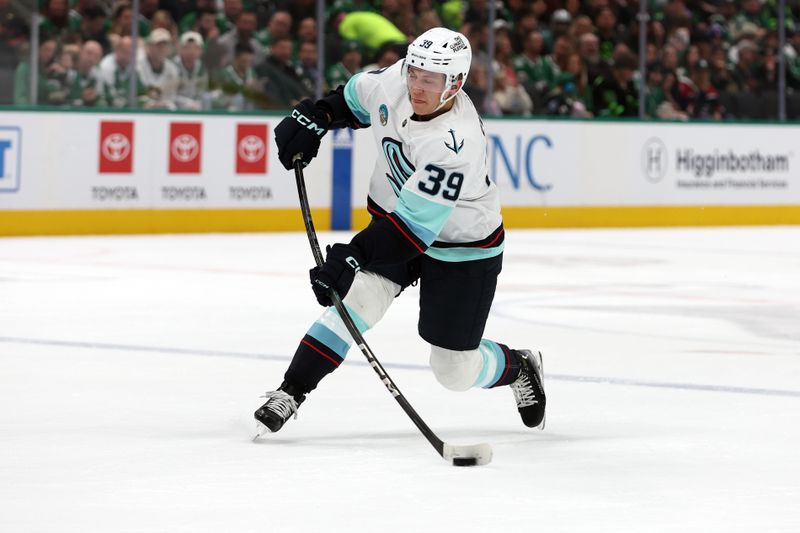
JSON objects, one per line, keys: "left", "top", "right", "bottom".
{"left": 379, "top": 104, "right": 389, "bottom": 126}
{"left": 444, "top": 128, "right": 464, "bottom": 154}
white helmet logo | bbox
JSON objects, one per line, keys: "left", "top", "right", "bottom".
{"left": 102, "top": 133, "right": 131, "bottom": 162}
{"left": 172, "top": 134, "right": 199, "bottom": 162}
{"left": 238, "top": 135, "right": 265, "bottom": 163}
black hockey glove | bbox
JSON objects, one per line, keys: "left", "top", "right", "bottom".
{"left": 309, "top": 243, "right": 363, "bottom": 307}
{"left": 274, "top": 99, "right": 330, "bottom": 170}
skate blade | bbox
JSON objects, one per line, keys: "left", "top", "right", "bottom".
{"left": 252, "top": 422, "right": 270, "bottom": 441}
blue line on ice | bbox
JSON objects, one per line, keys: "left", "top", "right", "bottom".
{"left": 3, "top": 335, "right": 799, "bottom": 399}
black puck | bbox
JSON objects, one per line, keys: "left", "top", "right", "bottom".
{"left": 452, "top": 457, "right": 478, "bottom": 467}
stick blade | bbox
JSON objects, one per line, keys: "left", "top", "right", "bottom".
{"left": 442, "top": 442, "right": 493, "bottom": 467}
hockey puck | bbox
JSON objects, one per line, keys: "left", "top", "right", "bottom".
{"left": 452, "top": 457, "right": 478, "bottom": 467}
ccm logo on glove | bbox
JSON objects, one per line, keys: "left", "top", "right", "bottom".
{"left": 309, "top": 244, "right": 363, "bottom": 307}
{"left": 291, "top": 109, "right": 326, "bottom": 136}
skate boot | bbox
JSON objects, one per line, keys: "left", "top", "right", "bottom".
{"left": 254, "top": 381, "right": 306, "bottom": 434}
{"left": 510, "top": 350, "right": 546, "bottom": 429}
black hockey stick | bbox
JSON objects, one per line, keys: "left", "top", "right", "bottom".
{"left": 292, "top": 155, "right": 492, "bottom": 467}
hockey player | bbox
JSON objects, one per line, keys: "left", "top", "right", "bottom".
{"left": 256, "top": 28, "right": 546, "bottom": 434}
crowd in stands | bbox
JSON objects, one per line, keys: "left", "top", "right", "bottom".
{"left": 1, "top": 0, "right": 800, "bottom": 119}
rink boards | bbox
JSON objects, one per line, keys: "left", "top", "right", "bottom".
{"left": 1, "top": 109, "right": 799, "bottom": 235}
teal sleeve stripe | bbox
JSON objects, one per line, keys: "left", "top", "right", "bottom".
{"left": 344, "top": 73, "right": 371, "bottom": 125}
{"left": 394, "top": 189, "right": 453, "bottom": 246}
{"left": 333, "top": 304, "right": 370, "bottom": 334}
{"left": 307, "top": 322, "right": 351, "bottom": 359}
{"left": 425, "top": 242, "right": 504, "bottom": 263}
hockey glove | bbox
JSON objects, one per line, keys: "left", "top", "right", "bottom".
{"left": 310, "top": 244, "right": 363, "bottom": 307}
{"left": 274, "top": 99, "right": 330, "bottom": 170}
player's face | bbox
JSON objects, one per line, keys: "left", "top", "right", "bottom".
{"left": 407, "top": 66, "right": 446, "bottom": 115}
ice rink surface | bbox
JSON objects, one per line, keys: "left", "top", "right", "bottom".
{"left": 1, "top": 227, "right": 799, "bottom": 532}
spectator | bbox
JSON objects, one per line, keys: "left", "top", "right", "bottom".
{"left": 217, "top": 42, "right": 258, "bottom": 110}
{"left": 591, "top": 49, "right": 638, "bottom": 117}
{"left": 174, "top": 31, "right": 208, "bottom": 109}
{"left": 67, "top": 39, "right": 106, "bottom": 107}
{"left": 578, "top": 32, "right": 609, "bottom": 84}
{"left": 79, "top": 4, "right": 112, "bottom": 55}
{"left": 326, "top": 40, "right": 362, "bottom": 88}
{"left": 549, "top": 35, "right": 574, "bottom": 77}
{"left": 207, "top": 10, "right": 266, "bottom": 72}
{"left": 785, "top": 29, "right": 800, "bottom": 90}
{"left": 513, "top": 30, "right": 555, "bottom": 104}
{"left": 98, "top": 35, "right": 139, "bottom": 108}
{"left": 675, "top": 59, "right": 723, "bottom": 119}
{"left": 565, "top": 51, "right": 590, "bottom": 109}
{"left": 709, "top": 45, "right": 733, "bottom": 92}
{"left": 550, "top": 9, "right": 572, "bottom": 41}
{"left": 108, "top": 2, "right": 133, "bottom": 45}
{"left": 544, "top": 72, "right": 592, "bottom": 117}
{"left": 644, "top": 61, "right": 666, "bottom": 117}
{"left": 416, "top": 9, "right": 442, "bottom": 36}
{"left": 40, "top": 0, "right": 82, "bottom": 42}
{"left": 137, "top": 0, "right": 159, "bottom": 37}
{"left": 0, "top": 0, "right": 28, "bottom": 104}
{"left": 219, "top": 0, "right": 242, "bottom": 34}
{"left": 137, "top": 27, "right": 180, "bottom": 109}
{"left": 178, "top": 0, "right": 224, "bottom": 36}
{"left": 14, "top": 35, "right": 62, "bottom": 105}
{"left": 361, "top": 42, "right": 404, "bottom": 72}
{"left": 192, "top": 6, "right": 221, "bottom": 44}
{"left": 151, "top": 10, "right": 178, "bottom": 42}
{"left": 730, "top": 39, "right": 760, "bottom": 92}
{"left": 463, "top": 61, "right": 498, "bottom": 114}
{"left": 510, "top": 8, "right": 538, "bottom": 52}
{"left": 296, "top": 40, "right": 319, "bottom": 95}
{"left": 257, "top": 10, "right": 292, "bottom": 48}
{"left": 296, "top": 17, "right": 317, "bottom": 44}
{"left": 493, "top": 67, "right": 534, "bottom": 115}
{"left": 256, "top": 34, "right": 311, "bottom": 107}
{"left": 594, "top": 7, "right": 623, "bottom": 62}
{"left": 336, "top": 10, "right": 407, "bottom": 58}
{"left": 493, "top": 28, "right": 516, "bottom": 80}
{"left": 571, "top": 15, "right": 594, "bottom": 43}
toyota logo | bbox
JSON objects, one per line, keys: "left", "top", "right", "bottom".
{"left": 172, "top": 134, "right": 199, "bottom": 162}
{"left": 642, "top": 138, "right": 667, "bottom": 182}
{"left": 102, "top": 133, "right": 131, "bottom": 162}
{"left": 238, "top": 135, "right": 265, "bottom": 163}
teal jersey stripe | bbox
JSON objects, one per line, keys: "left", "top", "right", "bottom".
{"left": 344, "top": 73, "right": 371, "bottom": 125}
{"left": 425, "top": 242, "right": 504, "bottom": 263}
{"left": 480, "top": 339, "right": 507, "bottom": 388}
{"left": 333, "top": 303, "right": 370, "bottom": 334}
{"left": 308, "top": 322, "right": 351, "bottom": 359}
{"left": 393, "top": 189, "right": 453, "bottom": 246}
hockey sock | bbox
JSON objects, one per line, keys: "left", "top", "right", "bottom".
{"left": 283, "top": 304, "right": 370, "bottom": 394}
{"left": 474, "top": 340, "right": 522, "bottom": 389}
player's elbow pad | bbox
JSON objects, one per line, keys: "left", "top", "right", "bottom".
{"left": 316, "top": 86, "right": 369, "bottom": 130}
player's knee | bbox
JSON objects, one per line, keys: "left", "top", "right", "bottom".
{"left": 340, "top": 271, "right": 400, "bottom": 328}
{"left": 429, "top": 345, "right": 482, "bottom": 392}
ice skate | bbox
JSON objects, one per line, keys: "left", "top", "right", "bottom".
{"left": 510, "top": 350, "right": 546, "bottom": 429}
{"left": 253, "top": 383, "right": 306, "bottom": 437}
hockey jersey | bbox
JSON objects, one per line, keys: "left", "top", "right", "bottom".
{"left": 343, "top": 60, "right": 503, "bottom": 263}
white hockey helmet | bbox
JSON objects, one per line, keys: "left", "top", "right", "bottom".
{"left": 402, "top": 27, "right": 472, "bottom": 109}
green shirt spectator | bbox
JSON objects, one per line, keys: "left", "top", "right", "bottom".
{"left": 338, "top": 11, "right": 406, "bottom": 56}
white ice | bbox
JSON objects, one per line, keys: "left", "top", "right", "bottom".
{"left": 1, "top": 227, "right": 799, "bottom": 532}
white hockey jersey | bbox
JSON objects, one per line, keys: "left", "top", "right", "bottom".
{"left": 343, "top": 60, "right": 503, "bottom": 263}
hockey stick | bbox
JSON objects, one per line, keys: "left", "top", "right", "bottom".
{"left": 292, "top": 155, "right": 492, "bottom": 467}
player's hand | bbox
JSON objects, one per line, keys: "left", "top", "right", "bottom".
{"left": 309, "top": 244, "right": 362, "bottom": 307}
{"left": 274, "top": 99, "right": 330, "bottom": 170}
